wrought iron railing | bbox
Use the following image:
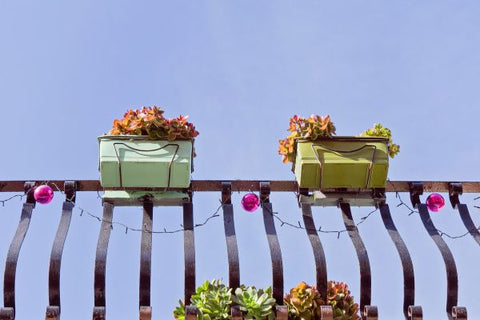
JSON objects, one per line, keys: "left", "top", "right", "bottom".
{"left": 0, "top": 180, "right": 479, "bottom": 320}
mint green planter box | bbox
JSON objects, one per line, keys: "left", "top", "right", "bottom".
{"left": 293, "top": 137, "right": 389, "bottom": 190}
{"left": 98, "top": 135, "right": 193, "bottom": 188}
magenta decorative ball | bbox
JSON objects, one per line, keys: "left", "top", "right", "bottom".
{"left": 241, "top": 193, "right": 259, "bottom": 212}
{"left": 426, "top": 193, "right": 445, "bottom": 212}
{"left": 33, "top": 185, "right": 54, "bottom": 204}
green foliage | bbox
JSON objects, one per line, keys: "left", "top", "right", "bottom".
{"left": 174, "top": 279, "right": 232, "bottom": 320}
{"left": 284, "top": 281, "right": 361, "bottom": 320}
{"left": 360, "top": 123, "right": 400, "bottom": 158}
{"left": 108, "top": 106, "right": 199, "bottom": 141}
{"left": 232, "top": 286, "right": 276, "bottom": 320}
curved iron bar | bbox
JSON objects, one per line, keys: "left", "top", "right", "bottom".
{"left": 139, "top": 200, "right": 153, "bottom": 320}
{"left": 92, "top": 202, "right": 114, "bottom": 319}
{"left": 1, "top": 182, "right": 36, "bottom": 319}
{"left": 409, "top": 182, "right": 460, "bottom": 318}
{"left": 379, "top": 203, "right": 417, "bottom": 319}
{"left": 339, "top": 202, "right": 372, "bottom": 316}
{"left": 260, "top": 182, "right": 284, "bottom": 304}
{"left": 449, "top": 183, "right": 480, "bottom": 247}
{"left": 222, "top": 182, "right": 240, "bottom": 290}
{"left": 183, "top": 202, "right": 196, "bottom": 305}
{"left": 300, "top": 203, "right": 328, "bottom": 299}
{"left": 45, "top": 181, "right": 76, "bottom": 320}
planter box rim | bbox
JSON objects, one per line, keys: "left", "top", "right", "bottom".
{"left": 98, "top": 135, "right": 194, "bottom": 142}
{"left": 295, "top": 136, "right": 389, "bottom": 143}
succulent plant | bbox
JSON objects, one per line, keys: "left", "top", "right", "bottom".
{"left": 327, "top": 281, "right": 361, "bottom": 320}
{"left": 284, "top": 281, "right": 360, "bottom": 320}
{"left": 173, "top": 279, "right": 232, "bottom": 320}
{"left": 360, "top": 123, "right": 400, "bottom": 158}
{"left": 283, "top": 281, "right": 325, "bottom": 320}
{"left": 278, "top": 115, "right": 336, "bottom": 163}
{"left": 108, "top": 106, "right": 199, "bottom": 141}
{"left": 232, "top": 285, "right": 276, "bottom": 320}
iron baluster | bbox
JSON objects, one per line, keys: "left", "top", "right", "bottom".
{"left": 379, "top": 203, "right": 422, "bottom": 319}
{"left": 221, "top": 182, "right": 240, "bottom": 291}
{"left": 449, "top": 183, "right": 480, "bottom": 247}
{"left": 300, "top": 203, "right": 333, "bottom": 319}
{"left": 92, "top": 202, "right": 114, "bottom": 320}
{"left": 260, "top": 182, "right": 288, "bottom": 319}
{"left": 339, "top": 202, "right": 376, "bottom": 319}
{"left": 139, "top": 200, "right": 153, "bottom": 320}
{"left": 409, "top": 182, "right": 466, "bottom": 319}
{"left": 45, "top": 181, "right": 76, "bottom": 320}
{"left": 0, "top": 182, "right": 36, "bottom": 320}
{"left": 183, "top": 202, "right": 197, "bottom": 318}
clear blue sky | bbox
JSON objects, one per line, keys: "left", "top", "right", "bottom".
{"left": 1, "top": 1, "right": 479, "bottom": 319}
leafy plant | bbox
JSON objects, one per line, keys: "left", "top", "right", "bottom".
{"left": 283, "top": 281, "right": 325, "bottom": 320}
{"left": 108, "top": 106, "right": 199, "bottom": 141}
{"left": 232, "top": 285, "right": 276, "bottom": 320}
{"left": 360, "top": 123, "right": 400, "bottom": 158}
{"left": 174, "top": 279, "right": 232, "bottom": 320}
{"left": 284, "top": 281, "right": 361, "bottom": 320}
{"left": 278, "top": 115, "right": 336, "bottom": 163}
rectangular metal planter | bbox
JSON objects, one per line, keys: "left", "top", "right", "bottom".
{"left": 293, "top": 136, "right": 389, "bottom": 190}
{"left": 98, "top": 135, "right": 193, "bottom": 189}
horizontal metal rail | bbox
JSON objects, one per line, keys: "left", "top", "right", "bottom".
{"left": 0, "top": 180, "right": 480, "bottom": 193}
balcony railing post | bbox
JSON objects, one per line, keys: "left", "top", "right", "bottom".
{"left": 139, "top": 199, "right": 153, "bottom": 320}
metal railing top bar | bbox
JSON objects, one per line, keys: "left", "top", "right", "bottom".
{"left": 0, "top": 180, "right": 480, "bottom": 193}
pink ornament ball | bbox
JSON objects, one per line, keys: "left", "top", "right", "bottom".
{"left": 241, "top": 193, "right": 259, "bottom": 212}
{"left": 426, "top": 193, "right": 445, "bottom": 212}
{"left": 34, "top": 185, "right": 54, "bottom": 204}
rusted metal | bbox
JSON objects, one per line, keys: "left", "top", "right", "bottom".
{"left": 300, "top": 203, "right": 328, "bottom": 300}
{"left": 364, "top": 305, "right": 378, "bottom": 320}
{"left": 452, "top": 306, "right": 467, "bottom": 320}
{"left": 139, "top": 200, "right": 153, "bottom": 319}
{"left": 93, "top": 202, "right": 114, "bottom": 319}
{"left": 409, "top": 182, "right": 465, "bottom": 319}
{"left": 408, "top": 305, "right": 423, "bottom": 320}
{"left": 1, "top": 180, "right": 480, "bottom": 193}
{"left": 230, "top": 305, "right": 243, "bottom": 320}
{"left": 1, "top": 182, "right": 36, "bottom": 319}
{"left": 222, "top": 182, "right": 240, "bottom": 290}
{"left": 449, "top": 183, "right": 480, "bottom": 247}
{"left": 183, "top": 202, "right": 196, "bottom": 307}
{"left": 379, "top": 203, "right": 417, "bottom": 319}
{"left": 185, "top": 305, "right": 197, "bottom": 320}
{"left": 260, "top": 182, "right": 284, "bottom": 304}
{"left": 320, "top": 305, "right": 333, "bottom": 320}
{"left": 45, "top": 181, "right": 76, "bottom": 320}
{"left": 339, "top": 202, "right": 374, "bottom": 318}
{"left": 275, "top": 305, "right": 288, "bottom": 320}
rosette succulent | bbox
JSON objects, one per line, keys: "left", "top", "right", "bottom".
{"left": 360, "top": 123, "right": 400, "bottom": 158}
{"left": 284, "top": 281, "right": 360, "bottom": 320}
{"left": 173, "top": 279, "right": 232, "bottom": 320}
{"left": 232, "top": 286, "right": 276, "bottom": 320}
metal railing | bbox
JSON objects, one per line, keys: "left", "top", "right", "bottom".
{"left": 0, "top": 180, "right": 479, "bottom": 320}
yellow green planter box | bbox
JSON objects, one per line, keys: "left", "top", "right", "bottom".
{"left": 98, "top": 135, "right": 193, "bottom": 188}
{"left": 293, "top": 137, "right": 389, "bottom": 190}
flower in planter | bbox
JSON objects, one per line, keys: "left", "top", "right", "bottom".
{"left": 284, "top": 281, "right": 360, "bottom": 320}
{"left": 359, "top": 123, "right": 400, "bottom": 158}
{"left": 278, "top": 115, "right": 336, "bottom": 163}
{"left": 108, "top": 106, "right": 199, "bottom": 141}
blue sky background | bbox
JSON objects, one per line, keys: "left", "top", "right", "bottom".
{"left": 1, "top": 1, "right": 480, "bottom": 319}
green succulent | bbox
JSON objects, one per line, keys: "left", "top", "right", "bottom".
{"left": 327, "top": 281, "right": 360, "bottom": 320}
{"left": 232, "top": 286, "right": 276, "bottom": 320}
{"left": 360, "top": 123, "right": 400, "bottom": 158}
{"left": 173, "top": 279, "right": 232, "bottom": 320}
